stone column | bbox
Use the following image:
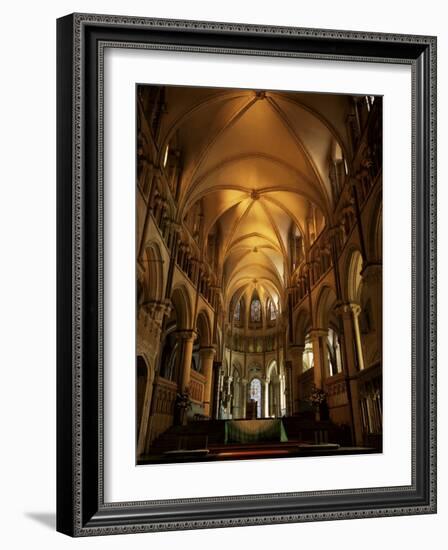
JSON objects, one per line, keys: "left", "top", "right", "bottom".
{"left": 274, "top": 380, "right": 281, "bottom": 417}
{"left": 262, "top": 378, "right": 270, "bottom": 418}
{"left": 336, "top": 304, "right": 357, "bottom": 374}
{"left": 199, "top": 346, "right": 216, "bottom": 416}
{"left": 136, "top": 365, "right": 155, "bottom": 458}
{"left": 361, "top": 262, "right": 382, "bottom": 359}
{"left": 241, "top": 379, "right": 248, "bottom": 419}
{"left": 289, "top": 345, "right": 305, "bottom": 413}
{"left": 279, "top": 374, "right": 287, "bottom": 415}
{"left": 309, "top": 329, "right": 328, "bottom": 389}
{"left": 351, "top": 304, "right": 365, "bottom": 371}
{"left": 212, "top": 361, "right": 222, "bottom": 419}
{"left": 285, "top": 361, "right": 293, "bottom": 415}
{"left": 335, "top": 303, "right": 364, "bottom": 446}
{"left": 231, "top": 378, "right": 240, "bottom": 419}
{"left": 176, "top": 330, "right": 196, "bottom": 393}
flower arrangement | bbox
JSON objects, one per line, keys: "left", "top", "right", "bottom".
{"left": 175, "top": 388, "right": 192, "bottom": 426}
{"left": 175, "top": 388, "right": 192, "bottom": 410}
{"left": 307, "top": 384, "right": 327, "bottom": 409}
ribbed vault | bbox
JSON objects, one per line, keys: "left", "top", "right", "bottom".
{"left": 157, "top": 86, "right": 352, "bottom": 313}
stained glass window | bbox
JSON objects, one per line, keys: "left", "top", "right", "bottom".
{"left": 249, "top": 378, "right": 262, "bottom": 418}
{"left": 234, "top": 301, "right": 240, "bottom": 321}
{"left": 250, "top": 298, "right": 261, "bottom": 322}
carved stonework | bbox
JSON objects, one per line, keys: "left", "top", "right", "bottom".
{"left": 334, "top": 301, "right": 361, "bottom": 319}
{"left": 140, "top": 299, "right": 172, "bottom": 337}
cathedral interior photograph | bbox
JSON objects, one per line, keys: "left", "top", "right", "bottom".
{"left": 136, "top": 84, "right": 382, "bottom": 465}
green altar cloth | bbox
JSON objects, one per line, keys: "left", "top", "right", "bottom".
{"left": 224, "top": 419, "right": 288, "bottom": 444}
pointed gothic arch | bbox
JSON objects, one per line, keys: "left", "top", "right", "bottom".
{"left": 170, "top": 285, "right": 193, "bottom": 330}
{"left": 143, "top": 241, "right": 164, "bottom": 302}
{"left": 314, "top": 285, "right": 338, "bottom": 329}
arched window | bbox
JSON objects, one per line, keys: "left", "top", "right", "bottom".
{"left": 160, "top": 340, "right": 178, "bottom": 381}
{"left": 249, "top": 378, "right": 262, "bottom": 418}
{"left": 191, "top": 334, "right": 203, "bottom": 373}
{"left": 302, "top": 333, "right": 314, "bottom": 372}
{"left": 250, "top": 297, "right": 261, "bottom": 322}
{"left": 327, "top": 328, "right": 343, "bottom": 376}
{"left": 234, "top": 300, "right": 240, "bottom": 321}
{"left": 267, "top": 299, "right": 277, "bottom": 321}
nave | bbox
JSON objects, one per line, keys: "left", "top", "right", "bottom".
{"left": 136, "top": 84, "right": 382, "bottom": 463}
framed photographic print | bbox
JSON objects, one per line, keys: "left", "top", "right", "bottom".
{"left": 57, "top": 13, "right": 437, "bottom": 536}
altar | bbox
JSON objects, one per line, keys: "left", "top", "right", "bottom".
{"left": 224, "top": 419, "right": 288, "bottom": 444}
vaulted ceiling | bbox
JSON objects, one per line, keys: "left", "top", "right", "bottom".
{"left": 158, "top": 86, "right": 352, "bottom": 310}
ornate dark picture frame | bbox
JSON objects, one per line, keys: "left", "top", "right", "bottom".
{"left": 57, "top": 13, "right": 437, "bottom": 536}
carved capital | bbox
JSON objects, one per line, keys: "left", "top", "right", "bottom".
{"left": 334, "top": 302, "right": 361, "bottom": 319}
{"left": 289, "top": 344, "right": 305, "bottom": 356}
{"left": 175, "top": 329, "right": 197, "bottom": 342}
{"left": 199, "top": 346, "right": 216, "bottom": 361}
{"left": 309, "top": 328, "right": 328, "bottom": 339}
{"left": 142, "top": 299, "right": 171, "bottom": 319}
{"left": 361, "top": 262, "right": 382, "bottom": 283}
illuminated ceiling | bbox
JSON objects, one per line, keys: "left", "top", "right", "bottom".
{"left": 158, "top": 87, "right": 352, "bottom": 309}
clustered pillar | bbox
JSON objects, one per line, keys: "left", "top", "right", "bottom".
{"left": 289, "top": 344, "right": 305, "bottom": 413}
{"left": 176, "top": 330, "right": 196, "bottom": 393}
{"left": 335, "top": 302, "right": 366, "bottom": 445}
{"left": 262, "top": 378, "right": 269, "bottom": 418}
{"left": 199, "top": 346, "right": 216, "bottom": 416}
{"left": 241, "top": 379, "right": 248, "bottom": 418}
{"left": 361, "top": 263, "right": 382, "bottom": 360}
{"left": 309, "top": 329, "right": 328, "bottom": 389}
